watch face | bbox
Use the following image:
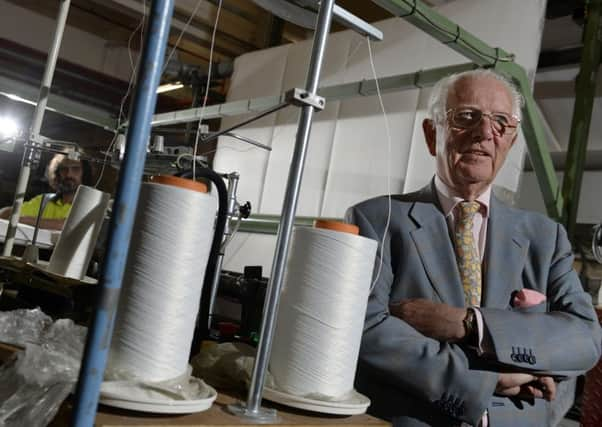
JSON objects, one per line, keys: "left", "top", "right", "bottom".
{"left": 463, "top": 309, "right": 476, "bottom": 342}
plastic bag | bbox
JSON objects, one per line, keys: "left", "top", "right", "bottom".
{"left": 0, "top": 309, "right": 86, "bottom": 427}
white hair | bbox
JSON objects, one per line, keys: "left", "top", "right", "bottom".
{"left": 426, "top": 69, "right": 524, "bottom": 125}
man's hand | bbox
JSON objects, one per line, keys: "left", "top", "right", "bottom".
{"left": 496, "top": 373, "right": 556, "bottom": 401}
{"left": 525, "top": 376, "right": 556, "bottom": 401}
{"left": 389, "top": 299, "right": 467, "bottom": 342}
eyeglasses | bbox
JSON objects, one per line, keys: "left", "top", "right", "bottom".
{"left": 446, "top": 108, "right": 520, "bottom": 137}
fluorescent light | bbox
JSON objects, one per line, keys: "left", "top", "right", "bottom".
{"left": 156, "top": 82, "right": 184, "bottom": 94}
{"left": 0, "top": 116, "right": 19, "bottom": 139}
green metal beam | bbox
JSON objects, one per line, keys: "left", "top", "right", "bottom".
{"left": 495, "top": 62, "right": 563, "bottom": 220}
{"left": 147, "top": 63, "right": 478, "bottom": 128}
{"left": 373, "top": 0, "right": 515, "bottom": 67}
{"left": 321, "top": 62, "right": 477, "bottom": 99}
{"left": 561, "top": 0, "right": 602, "bottom": 240}
{"left": 238, "top": 214, "right": 340, "bottom": 235}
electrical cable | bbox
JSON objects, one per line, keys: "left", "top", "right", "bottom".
{"left": 192, "top": 0, "right": 223, "bottom": 182}
{"left": 366, "top": 37, "right": 392, "bottom": 291}
{"left": 174, "top": 168, "right": 228, "bottom": 355}
{"left": 175, "top": 152, "right": 207, "bottom": 170}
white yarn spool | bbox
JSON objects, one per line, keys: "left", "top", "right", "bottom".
{"left": 106, "top": 178, "right": 216, "bottom": 382}
{"left": 269, "top": 226, "right": 377, "bottom": 399}
{"left": 47, "top": 185, "right": 110, "bottom": 280}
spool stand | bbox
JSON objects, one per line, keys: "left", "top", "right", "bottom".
{"left": 226, "top": 0, "right": 382, "bottom": 422}
{"left": 71, "top": 1, "right": 176, "bottom": 425}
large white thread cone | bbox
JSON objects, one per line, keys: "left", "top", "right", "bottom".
{"left": 269, "top": 226, "right": 377, "bottom": 399}
{"left": 106, "top": 179, "right": 216, "bottom": 382}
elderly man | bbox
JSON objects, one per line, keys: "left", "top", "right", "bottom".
{"left": 347, "top": 69, "right": 601, "bottom": 426}
{"left": 0, "top": 153, "right": 90, "bottom": 230}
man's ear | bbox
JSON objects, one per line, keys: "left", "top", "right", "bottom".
{"left": 422, "top": 118, "right": 437, "bottom": 157}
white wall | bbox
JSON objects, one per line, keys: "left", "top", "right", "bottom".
{"left": 214, "top": 0, "right": 548, "bottom": 273}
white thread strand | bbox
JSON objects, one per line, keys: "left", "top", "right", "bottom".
{"left": 162, "top": 0, "right": 205, "bottom": 75}
{"left": 192, "top": 0, "right": 223, "bottom": 181}
{"left": 94, "top": 1, "right": 147, "bottom": 188}
{"left": 270, "top": 227, "right": 377, "bottom": 399}
{"left": 107, "top": 182, "right": 216, "bottom": 382}
{"left": 367, "top": 37, "right": 392, "bottom": 291}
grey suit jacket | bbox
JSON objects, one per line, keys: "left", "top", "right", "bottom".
{"left": 347, "top": 183, "right": 601, "bottom": 427}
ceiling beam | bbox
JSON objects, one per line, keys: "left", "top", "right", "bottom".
{"left": 87, "top": 0, "right": 255, "bottom": 59}
{"left": 175, "top": 0, "right": 261, "bottom": 48}
{"left": 0, "top": 74, "right": 116, "bottom": 130}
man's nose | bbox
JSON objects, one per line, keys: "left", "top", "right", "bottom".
{"left": 64, "top": 167, "right": 78, "bottom": 178}
{"left": 472, "top": 115, "right": 494, "bottom": 140}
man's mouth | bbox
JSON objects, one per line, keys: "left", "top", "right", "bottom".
{"left": 461, "top": 149, "right": 490, "bottom": 157}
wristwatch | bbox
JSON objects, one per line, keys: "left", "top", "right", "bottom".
{"left": 463, "top": 307, "right": 477, "bottom": 345}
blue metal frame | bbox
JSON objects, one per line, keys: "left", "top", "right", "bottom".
{"left": 70, "top": 1, "right": 175, "bottom": 425}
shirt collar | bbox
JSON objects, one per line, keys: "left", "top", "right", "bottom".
{"left": 434, "top": 175, "right": 491, "bottom": 218}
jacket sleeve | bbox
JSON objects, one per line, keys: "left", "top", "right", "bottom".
{"left": 348, "top": 204, "right": 498, "bottom": 426}
{"left": 479, "top": 223, "right": 602, "bottom": 376}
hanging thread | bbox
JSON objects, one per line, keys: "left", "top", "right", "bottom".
{"left": 106, "top": 177, "right": 216, "bottom": 382}
{"left": 269, "top": 225, "right": 377, "bottom": 399}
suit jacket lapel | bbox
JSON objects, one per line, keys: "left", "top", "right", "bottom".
{"left": 482, "top": 195, "right": 529, "bottom": 308}
{"left": 407, "top": 183, "right": 465, "bottom": 308}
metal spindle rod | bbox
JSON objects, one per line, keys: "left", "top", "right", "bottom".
{"left": 244, "top": 0, "right": 336, "bottom": 415}
{"left": 2, "top": 0, "right": 71, "bottom": 256}
{"left": 71, "top": 1, "right": 175, "bottom": 425}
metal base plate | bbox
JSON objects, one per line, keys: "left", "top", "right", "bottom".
{"left": 226, "top": 401, "right": 279, "bottom": 423}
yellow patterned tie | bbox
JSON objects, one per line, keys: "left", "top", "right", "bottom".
{"left": 454, "top": 201, "right": 481, "bottom": 306}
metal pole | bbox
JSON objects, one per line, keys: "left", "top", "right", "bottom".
{"left": 2, "top": 0, "right": 71, "bottom": 256}
{"left": 71, "top": 1, "right": 174, "bottom": 425}
{"left": 236, "top": 0, "right": 336, "bottom": 418}
{"left": 561, "top": 0, "right": 601, "bottom": 240}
